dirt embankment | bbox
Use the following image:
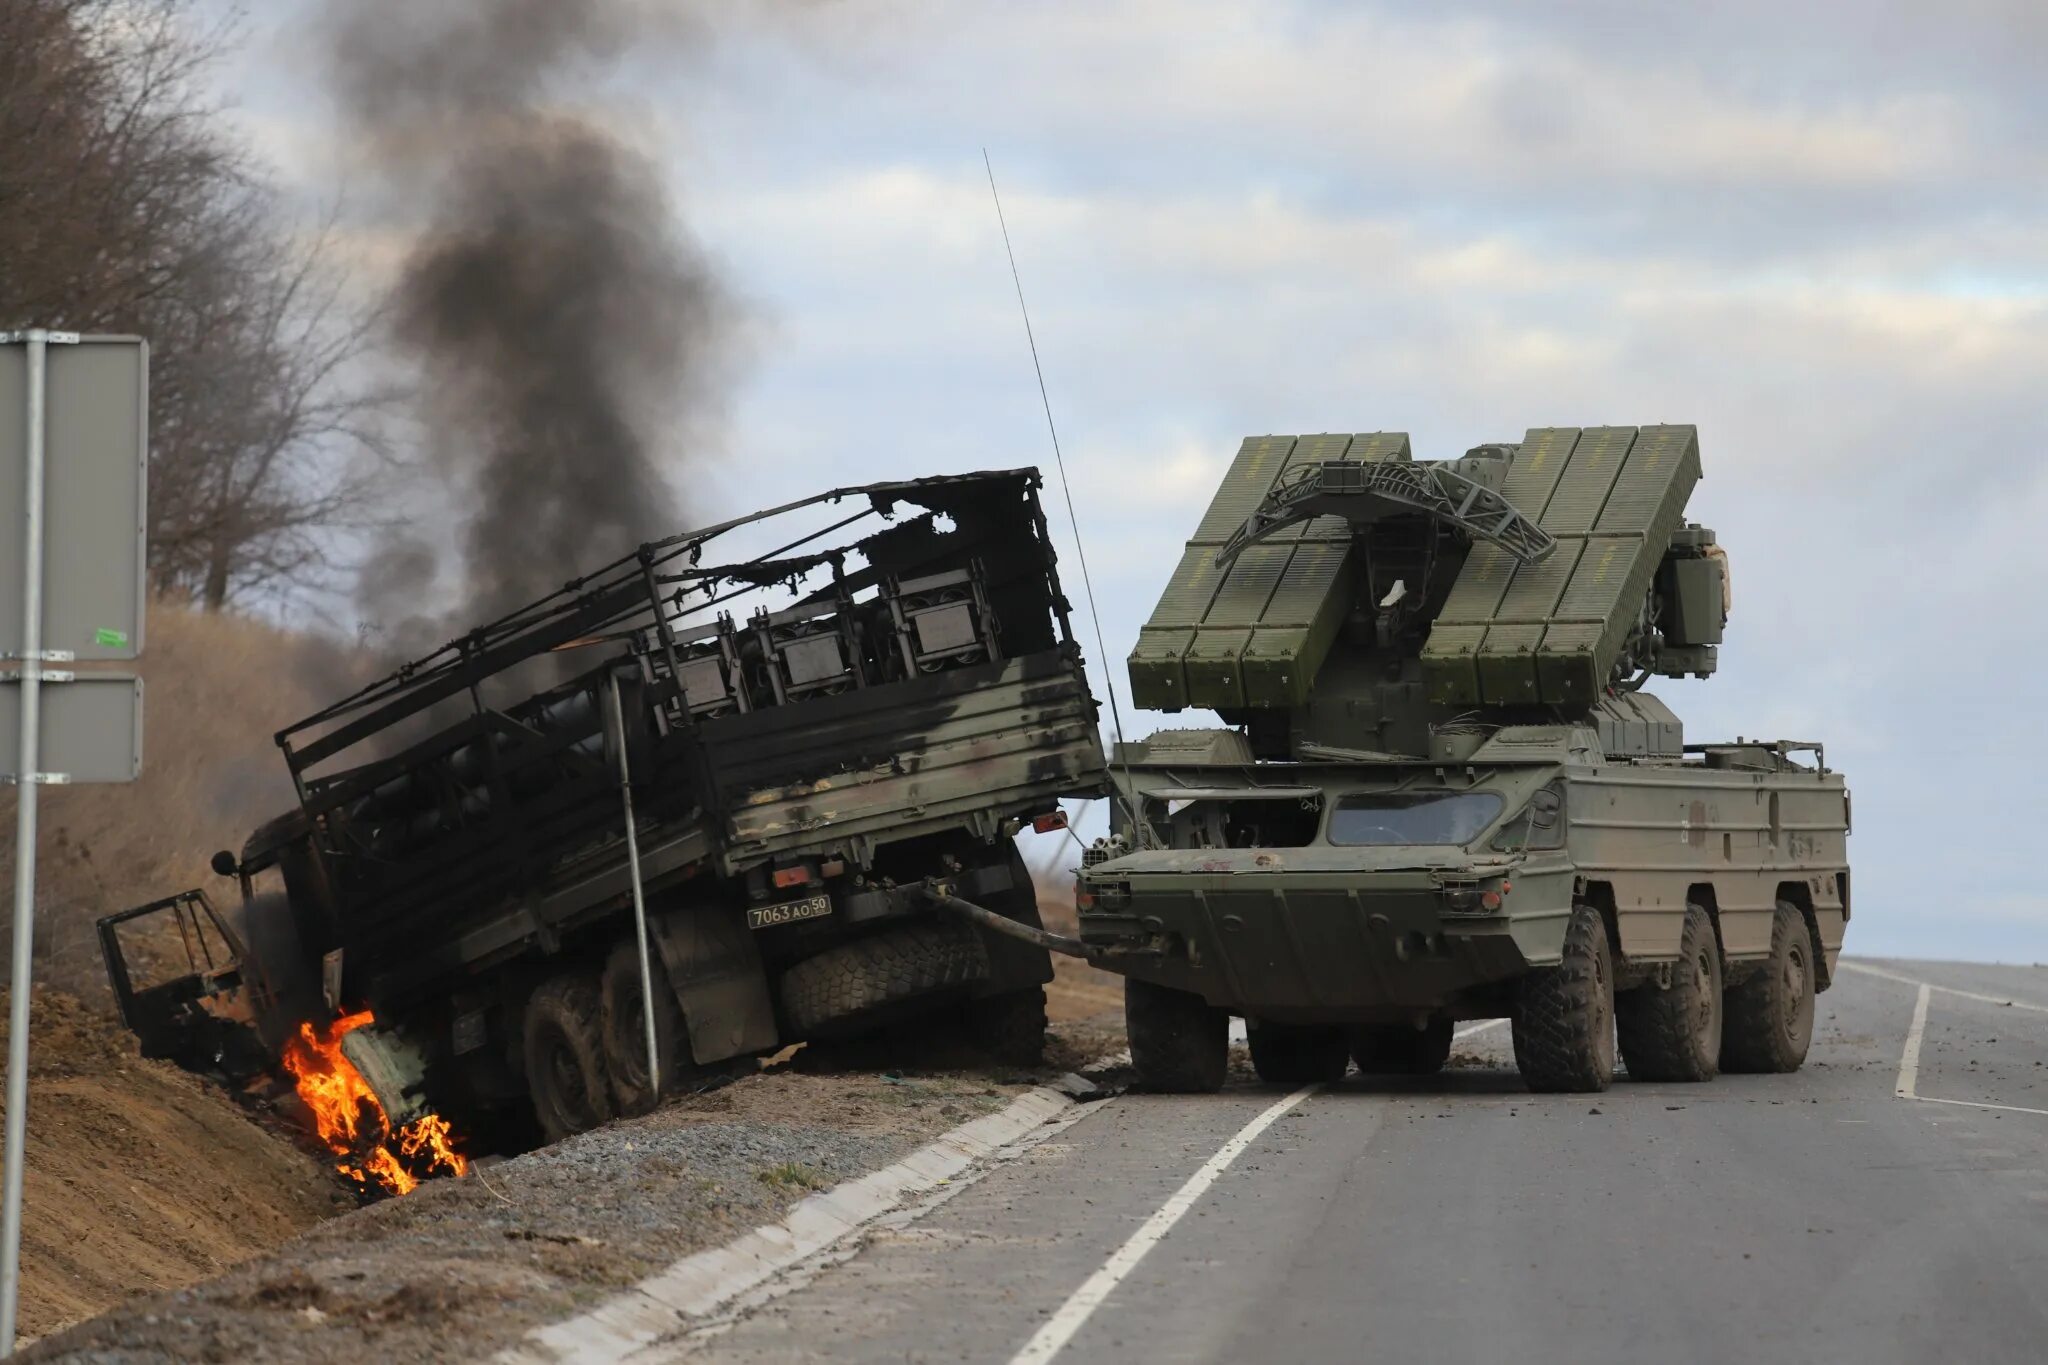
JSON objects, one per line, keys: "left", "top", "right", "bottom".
{"left": 0, "top": 992, "right": 348, "bottom": 1345}
{"left": 0, "top": 602, "right": 377, "bottom": 1005}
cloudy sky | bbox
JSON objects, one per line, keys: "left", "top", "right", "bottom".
{"left": 207, "top": 1, "right": 2047, "bottom": 962}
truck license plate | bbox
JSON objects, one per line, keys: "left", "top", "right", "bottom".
{"left": 748, "top": 894, "right": 832, "bottom": 930}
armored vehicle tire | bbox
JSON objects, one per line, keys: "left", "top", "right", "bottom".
{"left": 1126, "top": 978, "right": 1228, "bottom": 1093}
{"left": 1512, "top": 903, "right": 1616, "bottom": 1094}
{"left": 780, "top": 920, "right": 991, "bottom": 1040}
{"left": 1350, "top": 1019, "right": 1455, "bottom": 1076}
{"left": 1721, "top": 901, "right": 1817, "bottom": 1074}
{"left": 1248, "top": 1022, "right": 1350, "bottom": 1084}
{"left": 1616, "top": 903, "right": 1724, "bottom": 1083}
{"left": 525, "top": 972, "right": 615, "bottom": 1144}
{"left": 601, "top": 939, "right": 691, "bottom": 1116}
{"left": 962, "top": 986, "right": 1049, "bottom": 1067}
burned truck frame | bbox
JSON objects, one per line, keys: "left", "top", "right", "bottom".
{"left": 103, "top": 469, "right": 1105, "bottom": 1144}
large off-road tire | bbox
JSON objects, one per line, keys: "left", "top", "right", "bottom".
{"left": 1721, "top": 901, "right": 1817, "bottom": 1074}
{"left": 1512, "top": 903, "right": 1616, "bottom": 1094}
{"left": 779, "top": 921, "right": 991, "bottom": 1040}
{"left": 600, "top": 938, "right": 692, "bottom": 1115}
{"left": 524, "top": 972, "right": 615, "bottom": 1144}
{"left": 1248, "top": 1022, "right": 1350, "bottom": 1084}
{"left": 1616, "top": 902, "right": 1724, "bottom": 1083}
{"left": 1350, "top": 1019, "right": 1455, "bottom": 1076}
{"left": 961, "top": 986, "right": 1049, "bottom": 1068}
{"left": 1125, "top": 978, "right": 1228, "bottom": 1093}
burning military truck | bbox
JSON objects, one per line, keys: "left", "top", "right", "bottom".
{"left": 1078, "top": 427, "right": 1850, "bottom": 1094}
{"left": 100, "top": 469, "right": 1105, "bottom": 1169}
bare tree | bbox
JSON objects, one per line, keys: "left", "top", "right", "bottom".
{"left": 0, "top": 0, "right": 390, "bottom": 610}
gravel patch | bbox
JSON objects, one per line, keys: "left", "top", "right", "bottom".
{"left": 25, "top": 1056, "right": 1077, "bottom": 1363}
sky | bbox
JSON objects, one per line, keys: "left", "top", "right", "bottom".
{"left": 201, "top": 0, "right": 2048, "bottom": 963}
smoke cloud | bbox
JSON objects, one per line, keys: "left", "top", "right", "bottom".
{"left": 330, "top": 0, "right": 729, "bottom": 633}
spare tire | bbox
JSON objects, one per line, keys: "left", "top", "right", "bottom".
{"left": 779, "top": 921, "right": 991, "bottom": 1040}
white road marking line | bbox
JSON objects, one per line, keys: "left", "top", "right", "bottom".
{"left": 1909, "top": 1094, "right": 2048, "bottom": 1119}
{"left": 1896, "top": 984, "right": 1931, "bottom": 1099}
{"left": 1455, "top": 1019, "right": 1506, "bottom": 1039}
{"left": 1839, "top": 961, "right": 2048, "bottom": 1014}
{"left": 1006, "top": 1085, "right": 1320, "bottom": 1365}
{"left": 1875, "top": 978, "right": 2048, "bottom": 1120}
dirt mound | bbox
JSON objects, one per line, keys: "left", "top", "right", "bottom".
{"left": 0, "top": 990, "right": 346, "bottom": 1345}
{"left": 0, "top": 601, "right": 377, "bottom": 1003}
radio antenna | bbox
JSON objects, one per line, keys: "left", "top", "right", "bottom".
{"left": 983, "top": 150, "right": 1142, "bottom": 839}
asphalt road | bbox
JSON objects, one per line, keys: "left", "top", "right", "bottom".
{"left": 670, "top": 959, "right": 2048, "bottom": 1364}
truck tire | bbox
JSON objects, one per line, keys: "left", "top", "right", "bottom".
{"left": 1616, "top": 903, "right": 1723, "bottom": 1083}
{"left": 1248, "top": 1022, "right": 1350, "bottom": 1084}
{"left": 601, "top": 939, "right": 691, "bottom": 1115}
{"left": 1126, "top": 978, "right": 1227, "bottom": 1093}
{"left": 779, "top": 921, "right": 991, "bottom": 1040}
{"left": 1350, "top": 1019, "right": 1454, "bottom": 1076}
{"left": 962, "top": 986, "right": 1049, "bottom": 1067}
{"left": 1720, "top": 901, "right": 1816, "bottom": 1074}
{"left": 1512, "top": 903, "right": 1616, "bottom": 1094}
{"left": 524, "top": 973, "right": 615, "bottom": 1144}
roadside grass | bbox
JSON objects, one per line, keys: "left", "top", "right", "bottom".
{"left": 756, "top": 1162, "right": 831, "bottom": 1193}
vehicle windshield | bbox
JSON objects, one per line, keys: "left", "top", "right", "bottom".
{"left": 1326, "top": 791, "right": 1505, "bottom": 846}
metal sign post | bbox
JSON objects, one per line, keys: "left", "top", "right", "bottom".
{"left": 0, "top": 330, "right": 147, "bottom": 1354}
{"left": 0, "top": 331, "right": 51, "bottom": 1355}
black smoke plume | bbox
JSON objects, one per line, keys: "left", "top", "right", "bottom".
{"left": 330, "top": 0, "right": 728, "bottom": 634}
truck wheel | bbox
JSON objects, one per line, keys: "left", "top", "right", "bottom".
{"left": 962, "top": 986, "right": 1049, "bottom": 1067}
{"left": 1616, "top": 903, "right": 1723, "bottom": 1082}
{"left": 1248, "top": 1022, "right": 1350, "bottom": 1084}
{"left": 525, "top": 973, "right": 615, "bottom": 1144}
{"left": 1125, "top": 978, "right": 1227, "bottom": 1093}
{"left": 601, "top": 940, "right": 691, "bottom": 1115}
{"left": 1350, "top": 1019, "right": 1454, "bottom": 1076}
{"left": 1720, "top": 901, "right": 1815, "bottom": 1073}
{"left": 779, "top": 921, "right": 990, "bottom": 1040}
{"left": 1512, "top": 903, "right": 1616, "bottom": 1093}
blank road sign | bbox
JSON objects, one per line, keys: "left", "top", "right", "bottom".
{"left": 0, "top": 335, "right": 149, "bottom": 660}
{"left": 0, "top": 673, "right": 143, "bottom": 784}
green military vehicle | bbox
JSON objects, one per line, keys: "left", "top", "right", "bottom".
{"left": 1076, "top": 427, "right": 1850, "bottom": 1094}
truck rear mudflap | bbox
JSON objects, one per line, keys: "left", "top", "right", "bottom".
{"left": 1080, "top": 869, "right": 1557, "bottom": 1021}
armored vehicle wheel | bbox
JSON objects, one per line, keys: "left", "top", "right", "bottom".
{"left": 780, "top": 920, "right": 991, "bottom": 1040}
{"left": 525, "top": 972, "right": 615, "bottom": 1144}
{"left": 1248, "top": 1022, "right": 1350, "bottom": 1084}
{"left": 1616, "top": 903, "right": 1723, "bottom": 1083}
{"left": 601, "top": 939, "right": 691, "bottom": 1116}
{"left": 962, "top": 986, "right": 1049, "bottom": 1067}
{"left": 1350, "top": 1019, "right": 1454, "bottom": 1076}
{"left": 1721, "top": 901, "right": 1816, "bottom": 1073}
{"left": 1126, "top": 978, "right": 1227, "bottom": 1093}
{"left": 1512, "top": 903, "right": 1616, "bottom": 1093}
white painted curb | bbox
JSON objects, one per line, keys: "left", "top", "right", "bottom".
{"left": 501, "top": 1084, "right": 1083, "bottom": 1365}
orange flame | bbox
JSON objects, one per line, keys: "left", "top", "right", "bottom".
{"left": 280, "top": 1009, "right": 469, "bottom": 1196}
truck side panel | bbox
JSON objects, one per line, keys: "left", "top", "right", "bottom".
{"left": 697, "top": 649, "right": 1102, "bottom": 873}
{"left": 1566, "top": 765, "right": 1850, "bottom": 969}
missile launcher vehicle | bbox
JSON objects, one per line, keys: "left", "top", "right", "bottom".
{"left": 1078, "top": 427, "right": 1850, "bottom": 1094}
